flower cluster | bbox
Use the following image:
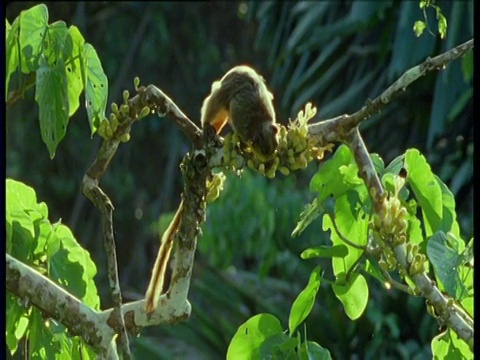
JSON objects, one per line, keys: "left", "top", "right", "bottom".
{"left": 222, "top": 103, "right": 334, "bottom": 178}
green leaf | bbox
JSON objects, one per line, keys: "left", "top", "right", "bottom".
{"left": 323, "top": 192, "right": 368, "bottom": 276}
{"left": 406, "top": 210, "right": 425, "bottom": 251}
{"left": 299, "top": 341, "right": 332, "bottom": 360}
{"left": 289, "top": 266, "right": 322, "bottom": 335}
{"left": 436, "top": 11, "right": 447, "bottom": 39}
{"left": 292, "top": 198, "right": 321, "bottom": 238}
{"left": 6, "top": 17, "right": 20, "bottom": 101}
{"left": 404, "top": 149, "right": 443, "bottom": 237}
{"left": 29, "top": 310, "right": 64, "bottom": 359}
{"left": 6, "top": 179, "right": 41, "bottom": 260}
{"left": 332, "top": 273, "right": 368, "bottom": 320}
{"left": 19, "top": 3, "right": 48, "bottom": 73}
{"left": 46, "top": 21, "right": 73, "bottom": 62}
{"left": 431, "top": 329, "right": 472, "bottom": 359}
{"left": 85, "top": 43, "right": 108, "bottom": 134}
{"left": 370, "top": 153, "right": 384, "bottom": 175}
{"left": 413, "top": 21, "right": 426, "bottom": 37}
{"left": 50, "top": 224, "right": 100, "bottom": 309}
{"left": 35, "top": 58, "right": 70, "bottom": 158}
{"left": 461, "top": 51, "right": 473, "bottom": 83}
{"left": 434, "top": 175, "right": 460, "bottom": 238}
{"left": 66, "top": 26, "right": 86, "bottom": 116}
{"left": 384, "top": 154, "right": 405, "bottom": 176}
{"left": 427, "top": 231, "right": 467, "bottom": 300}
{"left": 301, "top": 245, "right": 348, "bottom": 259}
{"left": 259, "top": 334, "right": 297, "bottom": 359}
{"left": 227, "top": 313, "right": 283, "bottom": 360}
{"left": 5, "top": 294, "right": 29, "bottom": 355}
{"left": 6, "top": 179, "right": 99, "bottom": 308}
{"left": 309, "top": 145, "right": 357, "bottom": 202}
{"left": 6, "top": 178, "right": 38, "bottom": 212}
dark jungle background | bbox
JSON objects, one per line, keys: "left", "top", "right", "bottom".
{"left": 5, "top": 1, "right": 473, "bottom": 359}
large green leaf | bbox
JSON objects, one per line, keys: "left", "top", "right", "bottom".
{"left": 227, "top": 313, "right": 283, "bottom": 360}
{"left": 6, "top": 179, "right": 100, "bottom": 309}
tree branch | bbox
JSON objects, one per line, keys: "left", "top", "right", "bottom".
{"left": 308, "top": 38, "right": 474, "bottom": 145}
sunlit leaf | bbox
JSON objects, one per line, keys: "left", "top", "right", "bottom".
{"left": 332, "top": 273, "right": 369, "bottom": 320}
{"left": 427, "top": 231, "right": 467, "bottom": 300}
{"left": 19, "top": 3, "right": 48, "bottom": 73}
{"left": 6, "top": 18, "right": 20, "bottom": 100}
{"left": 227, "top": 313, "right": 283, "bottom": 360}
{"left": 84, "top": 44, "right": 108, "bottom": 135}
{"left": 431, "top": 329, "right": 472, "bottom": 359}
{"left": 289, "top": 266, "right": 322, "bottom": 335}
{"left": 413, "top": 20, "right": 426, "bottom": 37}
{"left": 299, "top": 341, "right": 332, "bottom": 360}
{"left": 404, "top": 149, "right": 442, "bottom": 237}
{"left": 301, "top": 245, "right": 348, "bottom": 259}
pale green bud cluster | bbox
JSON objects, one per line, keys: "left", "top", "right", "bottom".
{"left": 374, "top": 195, "right": 408, "bottom": 244}
{"left": 222, "top": 103, "right": 334, "bottom": 178}
{"left": 371, "top": 193, "right": 426, "bottom": 277}
{"left": 205, "top": 172, "right": 226, "bottom": 203}
{"left": 97, "top": 76, "right": 150, "bottom": 142}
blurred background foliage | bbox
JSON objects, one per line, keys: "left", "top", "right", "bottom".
{"left": 6, "top": 1, "right": 472, "bottom": 359}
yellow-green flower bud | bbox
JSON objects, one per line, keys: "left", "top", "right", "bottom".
{"left": 123, "top": 90, "right": 130, "bottom": 102}
{"left": 119, "top": 133, "right": 131, "bottom": 143}
{"left": 134, "top": 76, "right": 140, "bottom": 90}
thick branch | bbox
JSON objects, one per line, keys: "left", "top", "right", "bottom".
{"left": 6, "top": 254, "right": 114, "bottom": 354}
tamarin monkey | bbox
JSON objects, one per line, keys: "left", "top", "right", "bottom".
{"left": 145, "top": 65, "right": 278, "bottom": 314}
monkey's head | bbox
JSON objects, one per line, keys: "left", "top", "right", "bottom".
{"left": 250, "top": 122, "right": 279, "bottom": 160}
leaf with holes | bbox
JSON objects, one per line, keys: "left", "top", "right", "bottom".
{"left": 66, "top": 25, "right": 86, "bottom": 116}
{"left": 85, "top": 43, "right": 108, "bottom": 135}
